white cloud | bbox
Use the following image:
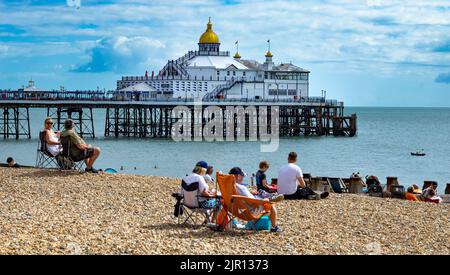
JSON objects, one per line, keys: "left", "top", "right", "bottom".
{"left": 72, "top": 36, "right": 166, "bottom": 73}
{"left": 0, "top": 0, "right": 449, "bottom": 76}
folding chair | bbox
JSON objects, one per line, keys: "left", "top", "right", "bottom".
{"left": 36, "top": 131, "right": 61, "bottom": 169}
{"left": 60, "top": 136, "right": 86, "bottom": 171}
{"left": 328, "top": 178, "right": 348, "bottom": 193}
{"left": 215, "top": 173, "right": 273, "bottom": 231}
{"left": 366, "top": 175, "right": 383, "bottom": 197}
{"left": 172, "top": 180, "right": 220, "bottom": 227}
{"left": 390, "top": 185, "right": 406, "bottom": 199}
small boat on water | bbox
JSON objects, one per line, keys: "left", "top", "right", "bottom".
{"left": 411, "top": 149, "right": 426, "bottom": 157}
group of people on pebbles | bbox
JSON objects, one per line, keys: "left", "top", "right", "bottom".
{"left": 405, "top": 183, "right": 443, "bottom": 204}
{"left": 180, "top": 152, "right": 329, "bottom": 234}
{"left": 4, "top": 117, "right": 102, "bottom": 173}
{"left": 39, "top": 117, "right": 102, "bottom": 173}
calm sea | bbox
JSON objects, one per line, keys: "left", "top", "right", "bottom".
{"left": 1, "top": 107, "right": 449, "bottom": 193}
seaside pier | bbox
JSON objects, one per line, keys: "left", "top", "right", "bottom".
{"left": 0, "top": 93, "right": 357, "bottom": 139}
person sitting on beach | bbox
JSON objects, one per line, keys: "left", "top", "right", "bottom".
{"left": 229, "top": 167, "right": 283, "bottom": 233}
{"left": 405, "top": 187, "right": 420, "bottom": 202}
{"left": 61, "top": 119, "right": 101, "bottom": 173}
{"left": 6, "top": 157, "right": 20, "bottom": 168}
{"left": 255, "top": 161, "right": 277, "bottom": 194}
{"left": 182, "top": 161, "right": 217, "bottom": 210}
{"left": 43, "top": 117, "right": 62, "bottom": 157}
{"left": 422, "top": 182, "right": 439, "bottom": 200}
{"left": 204, "top": 166, "right": 215, "bottom": 184}
{"left": 412, "top": 184, "right": 422, "bottom": 194}
{"left": 411, "top": 184, "right": 424, "bottom": 200}
{"left": 424, "top": 189, "right": 443, "bottom": 204}
{"left": 277, "top": 152, "right": 329, "bottom": 200}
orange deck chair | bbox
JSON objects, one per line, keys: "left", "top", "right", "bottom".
{"left": 215, "top": 172, "right": 272, "bottom": 231}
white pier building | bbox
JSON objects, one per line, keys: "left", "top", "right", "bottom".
{"left": 116, "top": 18, "right": 310, "bottom": 101}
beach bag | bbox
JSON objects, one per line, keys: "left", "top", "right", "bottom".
{"left": 172, "top": 193, "right": 184, "bottom": 217}
{"left": 174, "top": 200, "right": 183, "bottom": 217}
{"left": 245, "top": 216, "right": 271, "bottom": 231}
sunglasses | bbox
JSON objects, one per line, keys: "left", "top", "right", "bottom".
{"left": 46, "top": 122, "right": 54, "bottom": 125}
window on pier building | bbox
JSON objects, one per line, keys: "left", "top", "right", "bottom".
{"left": 288, "top": 89, "right": 297, "bottom": 96}
{"left": 217, "top": 71, "right": 220, "bottom": 76}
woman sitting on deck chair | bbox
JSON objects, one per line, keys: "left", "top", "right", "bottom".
{"left": 43, "top": 117, "right": 62, "bottom": 157}
{"left": 182, "top": 161, "right": 217, "bottom": 210}
{"left": 178, "top": 161, "right": 220, "bottom": 225}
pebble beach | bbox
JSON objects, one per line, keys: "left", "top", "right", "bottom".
{"left": 0, "top": 167, "right": 448, "bottom": 255}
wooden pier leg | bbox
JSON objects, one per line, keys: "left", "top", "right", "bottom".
{"left": 26, "top": 107, "right": 31, "bottom": 139}
{"left": 127, "top": 108, "right": 131, "bottom": 137}
{"left": 104, "top": 107, "right": 109, "bottom": 137}
{"left": 143, "top": 108, "right": 148, "bottom": 138}
{"left": 90, "top": 108, "right": 95, "bottom": 139}
{"left": 114, "top": 107, "right": 119, "bottom": 138}
{"left": 5, "top": 108, "right": 9, "bottom": 139}
{"left": 165, "top": 108, "right": 169, "bottom": 138}
{"left": 0, "top": 108, "right": 4, "bottom": 139}
{"left": 78, "top": 109, "right": 84, "bottom": 138}
{"left": 14, "top": 108, "right": 19, "bottom": 140}
{"left": 158, "top": 107, "right": 163, "bottom": 137}
{"left": 57, "top": 108, "right": 62, "bottom": 133}
{"left": 138, "top": 108, "right": 142, "bottom": 137}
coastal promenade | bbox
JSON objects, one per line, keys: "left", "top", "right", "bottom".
{"left": 0, "top": 167, "right": 448, "bottom": 255}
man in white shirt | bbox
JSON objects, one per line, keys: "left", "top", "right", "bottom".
{"left": 277, "top": 152, "right": 329, "bottom": 200}
{"left": 229, "top": 167, "right": 283, "bottom": 233}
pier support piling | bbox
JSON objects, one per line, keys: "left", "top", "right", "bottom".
{"left": 47, "top": 107, "right": 96, "bottom": 139}
{"left": 0, "top": 107, "right": 31, "bottom": 139}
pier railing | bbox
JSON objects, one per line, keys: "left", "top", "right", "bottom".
{"left": 0, "top": 90, "right": 355, "bottom": 140}
{"left": 0, "top": 90, "right": 342, "bottom": 106}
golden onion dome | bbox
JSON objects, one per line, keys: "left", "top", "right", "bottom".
{"left": 265, "top": 51, "right": 273, "bottom": 58}
{"left": 234, "top": 52, "right": 241, "bottom": 59}
{"left": 199, "top": 18, "right": 220, "bottom": 44}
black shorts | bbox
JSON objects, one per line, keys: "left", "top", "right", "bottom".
{"left": 72, "top": 147, "right": 95, "bottom": 162}
{"left": 284, "top": 187, "right": 316, "bottom": 200}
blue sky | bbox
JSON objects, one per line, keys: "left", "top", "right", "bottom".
{"left": 0, "top": 0, "right": 449, "bottom": 106}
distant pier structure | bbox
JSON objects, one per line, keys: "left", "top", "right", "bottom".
{"left": 1, "top": 19, "right": 358, "bottom": 140}
{"left": 0, "top": 91, "right": 357, "bottom": 140}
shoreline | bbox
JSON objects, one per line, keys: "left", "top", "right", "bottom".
{"left": 0, "top": 168, "right": 449, "bottom": 255}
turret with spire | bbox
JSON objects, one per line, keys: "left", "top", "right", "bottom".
{"left": 198, "top": 17, "right": 221, "bottom": 54}
{"left": 264, "top": 40, "right": 274, "bottom": 70}
{"left": 234, "top": 40, "right": 241, "bottom": 60}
